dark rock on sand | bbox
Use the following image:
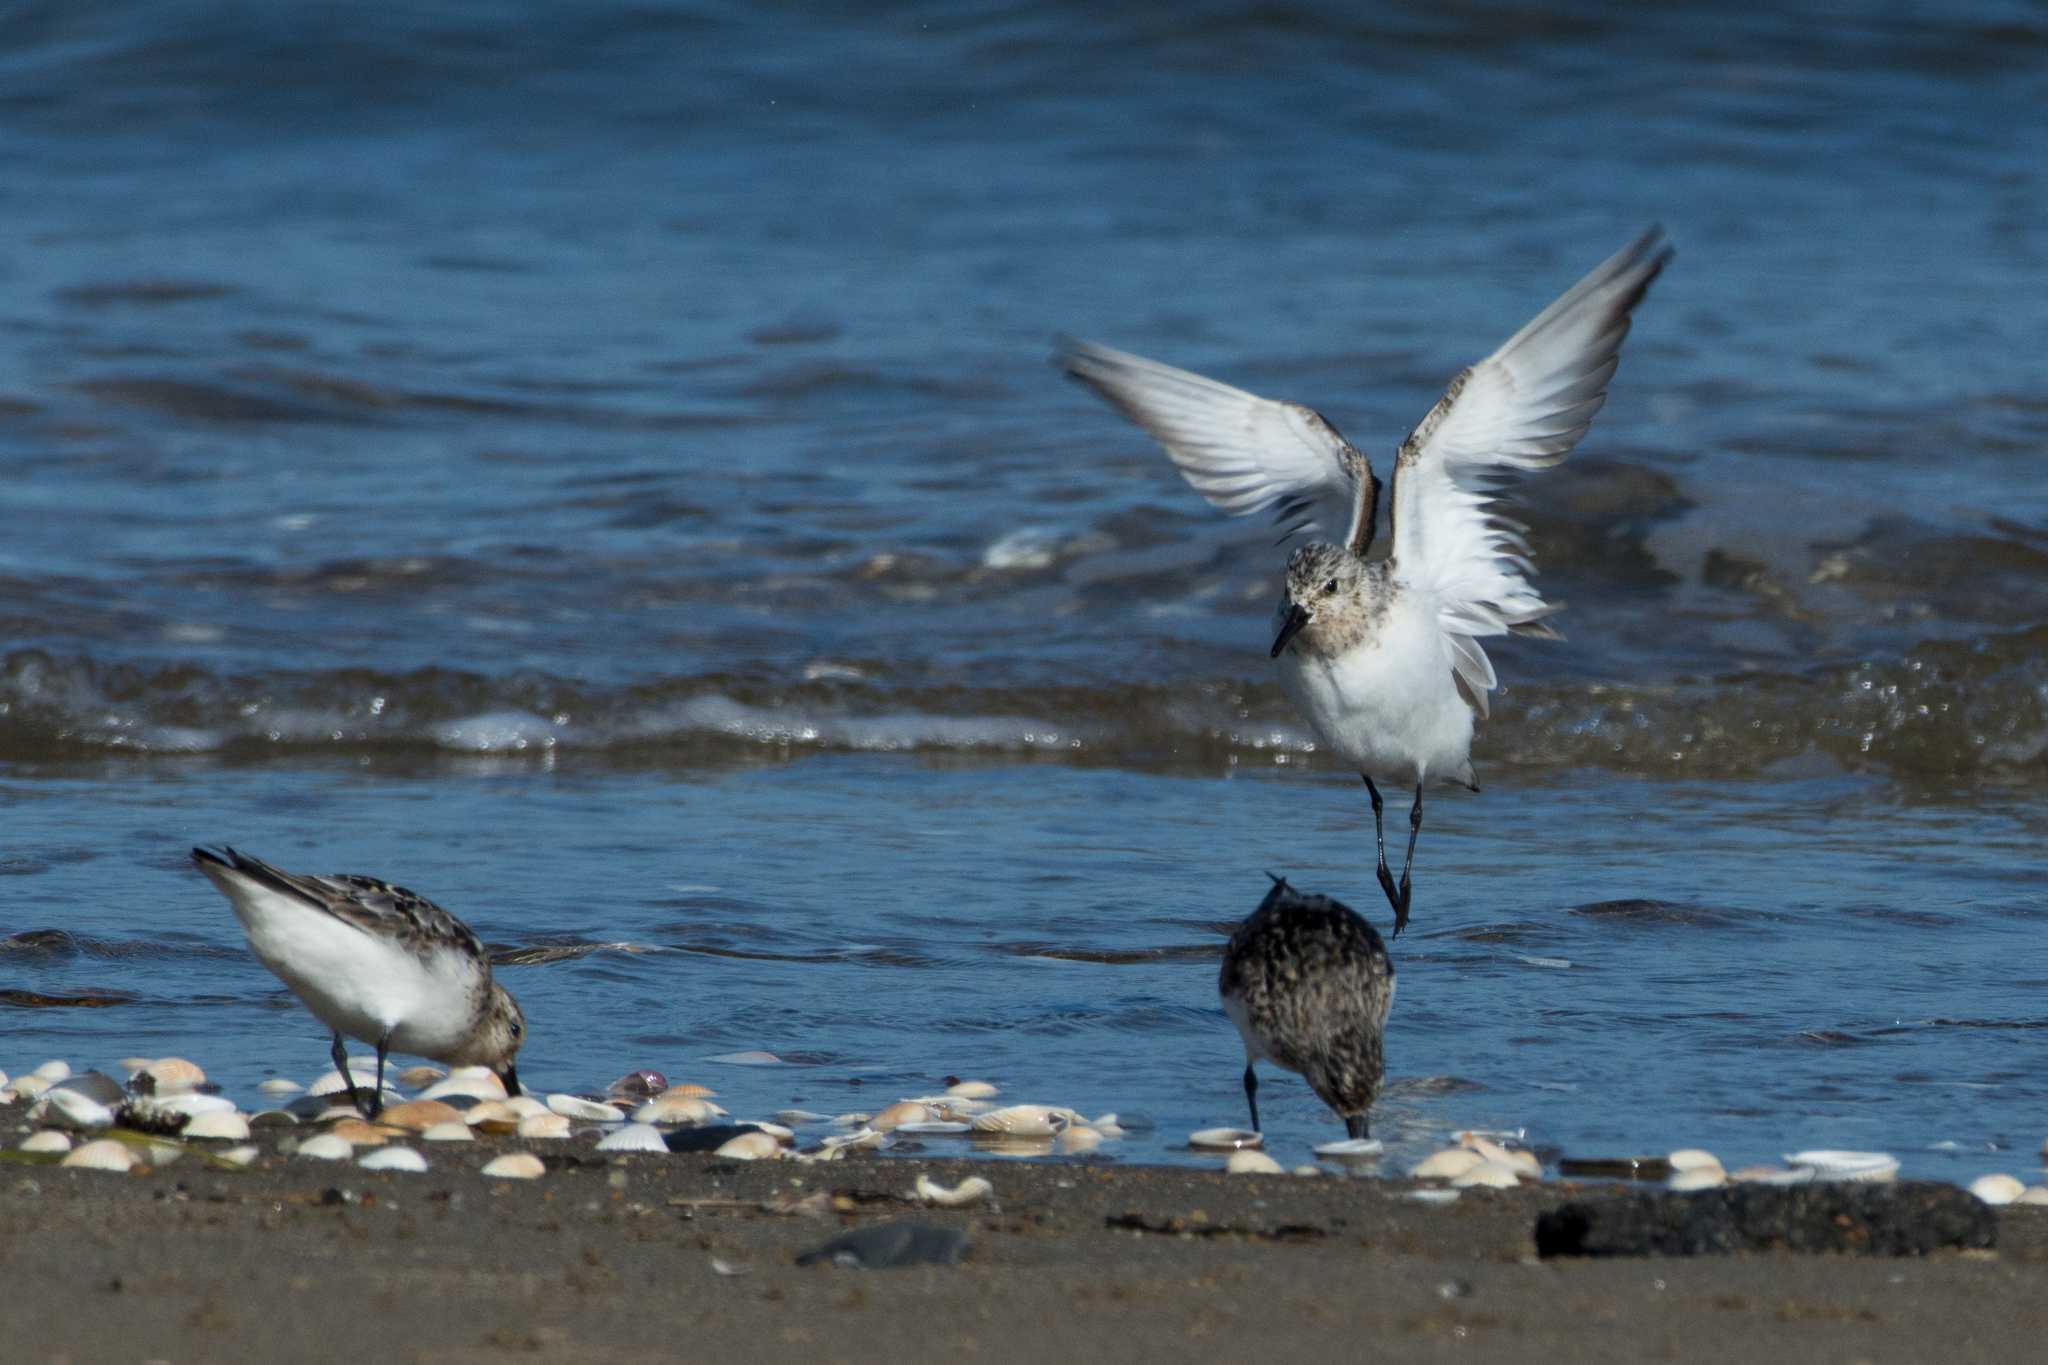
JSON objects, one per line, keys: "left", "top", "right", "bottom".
{"left": 1535, "top": 1181, "right": 1996, "bottom": 1258}
{"left": 795, "top": 1221, "right": 970, "bottom": 1269}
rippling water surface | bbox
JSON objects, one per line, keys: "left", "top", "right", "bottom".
{"left": 3, "top": 2, "right": 2046, "bottom": 1176}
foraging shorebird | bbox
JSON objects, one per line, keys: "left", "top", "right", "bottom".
{"left": 1061, "top": 230, "right": 1671, "bottom": 934}
{"left": 1219, "top": 876, "right": 1393, "bottom": 1140}
{"left": 191, "top": 847, "right": 524, "bottom": 1117}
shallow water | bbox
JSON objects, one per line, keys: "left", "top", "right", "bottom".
{"left": 4, "top": 3, "right": 2047, "bottom": 1178}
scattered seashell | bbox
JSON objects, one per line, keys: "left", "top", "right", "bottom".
{"left": 1409, "top": 1188, "right": 1461, "bottom": 1205}
{"left": 2015, "top": 1186, "right": 2048, "bottom": 1207}
{"left": 0, "top": 1067, "right": 9, "bottom": 1090}
{"left": 396, "top": 1065, "right": 445, "bottom": 1088}
{"left": 831, "top": 1112, "right": 874, "bottom": 1127}
{"left": 376, "top": 1099, "right": 465, "bottom": 1132}
{"left": 1971, "top": 1174, "right": 2026, "bottom": 1206}
{"left": 745, "top": 1121, "right": 795, "bottom": 1141}
{"left": 1084, "top": 1113, "right": 1124, "bottom": 1136}
{"left": 1450, "top": 1160, "right": 1524, "bottom": 1189}
{"left": 20, "top": 1130, "right": 72, "bottom": 1153}
{"left": 359, "top": 1146, "right": 429, "bottom": 1173}
{"left": 547, "top": 1094, "right": 624, "bottom": 1123}
{"left": 32, "top": 1059, "right": 72, "bottom": 1083}
{"left": 6, "top": 1074, "right": 54, "bottom": 1101}
{"left": 870, "top": 1102, "right": 934, "bottom": 1132}
{"left": 1667, "top": 1147, "right": 1723, "bottom": 1173}
{"left": 1186, "top": 1126, "right": 1261, "bottom": 1152}
{"left": 295, "top": 1134, "right": 356, "bottom": 1161}
{"left": 1292, "top": 1166, "right": 1322, "bottom": 1178}
{"left": 308, "top": 1067, "right": 386, "bottom": 1098}
{"left": 217, "top": 1145, "right": 260, "bottom": 1169}
{"left": 502, "top": 1095, "right": 550, "bottom": 1120}
{"left": 182, "top": 1110, "right": 251, "bottom": 1141}
{"left": 248, "top": 1110, "right": 299, "bottom": 1129}
{"left": 633, "top": 1096, "right": 726, "bottom": 1126}
{"left": 895, "top": 1120, "right": 973, "bottom": 1136}
{"left": 1783, "top": 1150, "right": 1899, "bottom": 1184}
{"left": 914, "top": 1174, "right": 993, "bottom": 1207}
{"left": 713, "top": 1131, "right": 783, "bottom": 1161}
{"left": 152, "top": 1092, "right": 236, "bottom": 1118}
{"left": 419, "top": 1070, "right": 505, "bottom": 1103}
{"left": 1410, "top": 1148, "right": 1485, "bottom": 1180}
{"left": 1668, "top": 1166, "right": 1727, "bottom": 1192}
{"left": 946, "top": 1080, "right": 1000, "bottom": 1100}
{"left": 656, "top": 1083, "right": 718, "bottom": 1100}
{"left": 606, "top": 1069, "right": 668, "bottom": 1101}
{"left": 1312, "top": 1138, "right": 1385, "bottom": 1160}
{"left": 1729, "top": 1164, "right": 1812, "bottom": 1185}
{"left": 40, "top": 1088, "right": 115, "bottom": 1130}
{"left": 774, "top": 1109, "right": 832, "bottom": 1125}
{"left": 517, "top": 1113, "right": 571, "bottom": 1140}
{"left": 462, "top": 1101, "right": 521, "bottom": 1134}
{"left": 257, "top": 1078, "right": 303, "bottom": 1096}
{"left": 974, "top": 1105, "right": 1073, "bottom": 1138}
{"left": 420, "top": 1121, "right": 474, "bottom": 1143}
{"left": 455, "top": 1064, "right": 516, "bottom": 1096}
{"left": 704, "top": 1051, "right": 781, "bottom": 1066}
{"left": 481, "top": 1152, "right": 546, "bottom": 1180}
{"left": 1226, "top": 1150, "right": 1286, "bottom": 1175}
{"left": 819, "top": 1127, "right": 886, "bottom": 1153}
{"left": 61, "top": 1138, "right": 136, "bottom": 1172}
{"left": 118, "top": 1057, "right": 154, "bottom": 1074}
{"left": 1057, "top": 1126, "right": 1104, "bottom": 1154}
{"left": 1465, "top": 1136, "right": 1541, "bottom": 1178}
{"left": 328, "top": 1118, "right": 392, "bottom": 1146}
{"left": 596, "top": 1123, "right": 668, "bottom": 1153}
{"left": 131, "top": 1058, "right": 206, "bottom": 1094}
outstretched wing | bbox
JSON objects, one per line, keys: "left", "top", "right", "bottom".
{"left": 1391, "top": 228, "right": 1672, "bottom": 716}
{"left": 1058, "top": 337, "right": 1379, "bottom": 554}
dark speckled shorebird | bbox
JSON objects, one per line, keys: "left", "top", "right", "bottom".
{"left": 1219, "top": 876, "right": 1394, "bottom": 1140}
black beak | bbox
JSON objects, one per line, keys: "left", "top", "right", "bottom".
{"left": 1270, "top": 603, "right": 1311, "bottom": 658}
{"left": 498, "top": 1063, "right": 521, "bottom": 1098}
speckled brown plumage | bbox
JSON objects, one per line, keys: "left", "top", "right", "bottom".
{"left": 1219, "top": 877, "right": 1394, "bottom": 1139}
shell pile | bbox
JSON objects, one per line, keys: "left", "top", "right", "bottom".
{"left": 1408, "top": 1130, "right": 1543, "bottom": 1189}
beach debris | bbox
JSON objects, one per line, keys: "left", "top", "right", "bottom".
{"left": 517, "top": 1113, "right": 572, "bottom": 1140}
{"left": 1558, "top": 1156, "right": 1673, "bottom": 1181}
{"left": 1410, "top": 1148, "right": 1484, "bottom": 1180}
{"left": 359, "top": 1146, "right": 429, "bottom": 1173}
{"left": 606, "top": 1069, "right": 668, "bottom": 1101}
{"left": 182, "top": 1110, "right": 251, "bottom": 1142}
{"left": 502, "top": 1095, "right": 550, "bottom": 1120}
{"left": 1969, "top": 1174, "right": 2025, "bottom": 1205}
{"left": 1465, "top": 1134, "right": 1541, "bottom": 1179}
{"left": 1312, "top": 1137, "right": 1384, "bottom": 1160}
{"left": 1186, "top": 1126, "right": 1261, "bottom": 1152}
{"left": 1409, "top": 1188, "right": 1461, "bottom": 1205}
{"left": 1783, "top": 1150, "right": 1899, "bottom": 1184}
{"left": 1536, "top": 1181, "right": 1996, "bottom": 1257}
{"left": 796, "top": 1221, "right": 969, "bottom": 1269}
{"left": 1226, "top": 1150, "right": 1287, "bottom": 1175}
{"left": 913, "top": 1174, "right": 994, "bottom": 1207}
{"left": 257, "top": 1078, "right": 303, "bottom": 1096}
{"left": 815, "top": 1127, "right": 886, "bottom": 1155}
{"left": 972, "top": 1104, "right": 1076, "bottom": 1138}
{"left": 420, "top": 1121, "right": 473, "bottom": 1143}
{"left": 129, "top": 1057, "right": 206, "bottom": 1094}
{"left": 20, "top": 1130, "right": 72, "bottom": 1154}
{"left": 481, "top": 1152, "right": 546, "bottom": 1179}
{"left": 546, "top": 1093, "right": 623, "bottom": 1123}
{"left": 870, "top": 1101, "right": 934, "bottom": 1132}
{"left": 376, "top": 1099, "right": 465, "bottom": 1132}
{"left": 295, "top": 1134, "right": 356, "bottom": 1161}
{"left": 712, "top": 1131, "right": 783, "bottom": 1161}
{"left": 595, "top": 1123, "right": 668, "bottom": 1153}
{"left": 60, "top": 1139, "right": 136, "bottom": 1172}
{"left": 1085, "top": 1113, "right": 1124, "bottom": 1137}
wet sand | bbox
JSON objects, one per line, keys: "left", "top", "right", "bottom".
{"left": 5, "top": 1140, "right": 2047, "bottom": 1364}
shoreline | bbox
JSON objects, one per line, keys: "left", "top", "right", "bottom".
{"left": 4, "top": 1122, "right": 2047, "bottom": 1363}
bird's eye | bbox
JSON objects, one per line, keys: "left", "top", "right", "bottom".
{"left": 510, "top": 1020, "right": 523, "bottom": 1038}
{"left": 1324, "top": 578, "right": 1339, "bottom": 595}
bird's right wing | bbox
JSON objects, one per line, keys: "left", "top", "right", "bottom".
{"left": 1058, "top": 338, "right": 1379, "bottom": 554}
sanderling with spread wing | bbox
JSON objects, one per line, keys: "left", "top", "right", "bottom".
{"left": 1220, "top": 876, "right": 1393, "bottom": 1141}
{"left": 191, "top": 846, "right": 524, "bottom": 1117}
{"left": 1061, "top": 229, "right": 1671, "bottom": 934}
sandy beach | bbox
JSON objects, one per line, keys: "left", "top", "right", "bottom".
{"left": 5, "top": 1133, "right": 2046, "bottom": 1365}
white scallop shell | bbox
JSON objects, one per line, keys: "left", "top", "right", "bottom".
{"left": 501, "top": 1095, "right": 550, "bottom": 1120}
{"left": 1667, "top": 1147, "right": 1723, "bottom": 1173}
{"left": 1970, "top": 1173, "right": 2025, "bottom": 1205}
{"left": 359, "top": 1146, "right": 429, "bottom": 1173}
{"left": 819, "top": 1127, "right": 886, "bottom": 1152}
{"left": 480, "top": 1152, "right": 546, "bottom": 1179}
{"left": 894, "top": 1120, "right": 973, "bottom": 1136}
{"left": 973, "top": 1105, "right": 1074, "bottom": 1138}
{"left": 60, "top": 1138, "right": 135, "bottom": 1171}
{"left": 870, "top": 1101, "right": 934, "bottom": 1132}
{"left": 2015, "top": 1186, "right": 2048, "bottom": 1206}
{"left": 1409, "top": 1148, "right": 1484, "bottom": 1180}
{"left": 1186, "top": 1126, "right": 1261, "bottom": 1152}
{"left": 133, "top": 1058, "right": 207, "bottom": 1094}
{"left": 155, "top": 1092, "right": 238, "bottom": 1118}
{"left": 517, "top": 1113, "right": 572, "bottom": 1140}
{"left": 546, "top": 1094, "right": 624, "bottom": 1123}
{"left": 774, "top": 1109, "right": 833, "bottom": 1125}
{"left": 419, "top": 1072, "right": 506, "bottom": 1103}
{"left": 1450, "top": 1160, "right": 1524, "bottom": 1189}
{"left": 182, "top": 1110, "right": 251, "bottom": 1141}
{"left": 218, "top": 1145, "right": 261, "bottom": 1168}
{"left": 420, "top": 1121, "right": 473, "bottom": 1142}
{"left": 40, "top": 1088, "right": 115, "bottom": 1130}
{"left": 1084, "top": 1114, "right": 1124, "bottom": 1136}
{"left": 595, "top": 1123, "right": 668, "bottom": 1153}
{"left": 913, "top": 1174, "right": 993, "bottom": 1206}
{"left": 295, "top": 1134, "right": 356, "bottom": 1161}
{"left": 20, "top": 1130, "right": 72, "bottom": 1154}
{"left": 6, "top": 1075, "right": 53, "bottom": 1101}
{"left": 32, "top": 1059, "right": 72, "bottom": 1083}
{"left": 257, "top": 1078, "right": 304, "bottom": 1096}
{"left": 1057, "top": 1126, "right": 1104, "bottom": 1154}
{"left": 1226, "top": 1150, "right": 1286, "bottom": 1175}
{"left": 308, "top": 1067, "right": 386, "bottom": 1098}
{"left": 946, "top": 1080, "right": 1000, "bottom": 1100}
{"left": 713, "top": 1131, "right": 782, "bottom": 1161}
{"left": 632, "top": 1096, "right": 727, "bottom": 1126}
{"left": 1667, "top": 1166, "right": 1727, "bottom": 1192}
{"left": 1312, "top": 1138, "right": 1385, "bottom": 1159}
{"left": 1783, "top": 1150, "right": 1899, "bottom": 1183}
{"left": 1408, "top": 1188, "right": 1461, "bottom": 1205}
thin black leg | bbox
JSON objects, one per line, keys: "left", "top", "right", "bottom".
{"left": 1345, "top": 1113, "right": 1370, "bottom": 1141}
{"left": 1242, "top": 1064, "right": 1261, "bottom": 1133}
{"left": 1361, "top": 775, "right": 1399, "bottom": 917}
{"left": 1391, "top": 783, "right": 1423, "bottom": 938}
{"left": 368, "top": 1033, "right": 391, "bottom": 1120}
{"left": 330, "top": 1031, "right": 367, "bottom": 1118}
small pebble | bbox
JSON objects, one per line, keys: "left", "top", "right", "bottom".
{"left": 1226, "top": 1150, "right": 1286, "bottom": 1175}
{"left": 359, "top": 1146, "right": 429, "bottom": 1173}
{"left": 61, "top": 1139, "right": 135, "bottom": 1172}
{"left": 481, "top": 1152, "right": 546, "bottom": 1180}
{"left": 295, "top": 1134, "right": 356, "bottom": 1161}
{"left": 20, "top": 1130, "right": 72, "bottom": 1154}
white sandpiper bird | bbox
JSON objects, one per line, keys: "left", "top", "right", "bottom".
{"left": 1061, "top": 229, "right": 1671, "bottom": 934}
{"left": 1219, "top": 875, "right": 1393, "bottom": 1141}
{"left": 192, "top": 846, "right": 525, "bottom": 1117}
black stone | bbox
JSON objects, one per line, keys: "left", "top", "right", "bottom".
{"left": 1535, "top": 1181, "right": 1995, "bottom": 1258}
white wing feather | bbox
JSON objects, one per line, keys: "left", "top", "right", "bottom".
{"left": 1391, "top": 228, "right": 1672, "bottom": 716}
{"left": 1058, "top": 338, "right": 1373, "bottom": 550}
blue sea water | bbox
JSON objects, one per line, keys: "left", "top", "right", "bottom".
{"left": 3, "top": 1, "right": 2047, "bottom": 1177}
